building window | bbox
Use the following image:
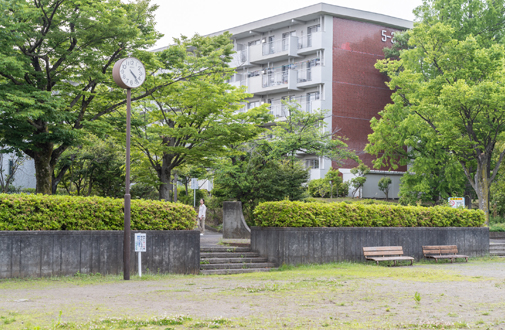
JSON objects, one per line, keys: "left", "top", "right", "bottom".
{"left": 306, "top": 92, "right": 320, "bottom": 113}
{"left": 282, "top": 31, "right": 296, "bottom": 51}
{"left": 307, "top": 24, "right": 321, "bottom": 47}
{"left": 305, "top": 159, "right": 319, "bottom": 169}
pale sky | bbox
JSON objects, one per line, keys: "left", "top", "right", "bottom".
{"left": 149, "top": 0, "right": 424, "bottom": 50}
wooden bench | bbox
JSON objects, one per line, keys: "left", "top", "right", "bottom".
{"left": 363, "top": 246, "right": 414, "bottom": 266}
{"left": 422, "top": 245, "right": 468, "bottom": 263}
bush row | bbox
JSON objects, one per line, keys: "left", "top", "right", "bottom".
{"left": 253, "top": 201, "right": 485, "bottom": 227}
{"left": 0, "top": 194, "right": 197, "bottom": 231}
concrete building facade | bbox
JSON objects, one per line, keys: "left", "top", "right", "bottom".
{"left": 207, "top": 3, "right": 412, "bottom": 196}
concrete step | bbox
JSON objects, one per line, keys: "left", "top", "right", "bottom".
{"left": 201, "top": 257, "right": 269, "bottom": 264}
{"left": 200, "top": 252, "right": 259, "bottom": 258}
{"left": 200, "top": 262, "right": 276, "bottom": 270}
{"left": 200, "top": 246, "right": 251, "bottom": 253}
{"left": 200, "top": 268, "right": 275, "bottom": 275}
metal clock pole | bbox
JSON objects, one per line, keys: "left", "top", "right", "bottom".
{"left": 124, "top": 88, "right": 132, "bottom": 280}
{"left": 112, "top": 57, "right": 145, "bottom": 281}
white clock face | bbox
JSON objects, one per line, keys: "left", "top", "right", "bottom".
{"left": 120, "top": 58, "right": 145, "bottom": 88}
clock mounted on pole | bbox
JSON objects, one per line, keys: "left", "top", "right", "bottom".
{"left": 112, "top": 57, "right": 146, "bottom": 280}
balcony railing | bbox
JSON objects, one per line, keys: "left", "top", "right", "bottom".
{"left": 250, "top": 36, "right": 299, "bottom": 63}
{"left": 297, "top": 32, "right": 323, "bottom": 54}
{"left": 262, "top": 71, "right": 288, "bottom": 88}
{"left": 230, "top": 50, "right": 249, "bottom": 67}
{"left": 268, "top": 98, "right": 321, "bottom": 118}
{"left": 297, "top": 65, "right": 322, "bottom": 87}
{"left": 262, "top": 38, "right": 290, "bottom": 55}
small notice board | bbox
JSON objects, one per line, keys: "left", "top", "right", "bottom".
{"left": 134, "top": 233, "right": 146, "bottom": 252}
{"left": 448, "top": 197, "right": 465, "bottom": 208}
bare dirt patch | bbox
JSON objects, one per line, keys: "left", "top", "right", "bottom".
{"left": 1, "top": 259, "right": 505, "bottom": 329}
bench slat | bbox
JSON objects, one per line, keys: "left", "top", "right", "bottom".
{"left": 366, "top": 256, "right": 414, "bottom": 261}
{"left": 423, "top": 245, "right": 457, "bottom": 249}
{"left": 364, "top": 251, "right": 404, "bottom": 257}
{"left": 363, "top": 246, "right": 404, "bottom": 252}
{"left": 425, "top": 254, "right": 468, "bottom": 259}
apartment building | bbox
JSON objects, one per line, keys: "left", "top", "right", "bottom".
{"left": 205, "top": 3, "right": 412, "bottom": 196}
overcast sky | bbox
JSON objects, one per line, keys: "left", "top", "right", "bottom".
{"left": 149, "top": 0, "right": 424, "bottom": 50}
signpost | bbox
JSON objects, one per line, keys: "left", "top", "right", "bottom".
{"left": 112, "top": 57, "right": 146, "bottom": 280}
{"left": 134, "top": 233, "right": 146, "bottom": 277}
{"left": 448, "top": 197, "right": 465, "bottom": 208}
{"left": 191, "top": 178, "right": 198, "bottom": 207}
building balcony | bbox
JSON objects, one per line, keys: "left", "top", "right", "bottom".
{"left": 249, "top": 36, "right": 301, "bottom": 64}
{"left": 297, "top": 32, "right": 324, "bottom": 55}
{"left": 300, "top": 99, "right": 321, "bottom": 113}
{"left": 268, "top": 98, "right": 321, "bottom": 118}
{"left": 247, "top": 69, "right": 299, "bottom": 95}
{"left": 297, "top": 65, "right": 322, "bottom": 88}
{"left": 230, "top": 50, "right": 252, "bottom": 68}
{"left": 229, "top": 80, "right": 245, "bottom": 89}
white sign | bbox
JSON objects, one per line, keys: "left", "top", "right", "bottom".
{"left": 191, "top": 178, "right": 198, "bottom": 189}
{"left": 448, "top": 197, "right": 465, "bottom": 208}
{"left": 134, "top": 233, "right": 146, "bottom": 252}
{"left": 381, "top": 30, "right": 396, "bottom": 44}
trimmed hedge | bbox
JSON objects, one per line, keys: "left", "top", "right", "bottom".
{"left": 0, "top": 194, "right": 197, "bottom": 231}
{"left": 253, "top": 201, "right": 485, "bottom": 227}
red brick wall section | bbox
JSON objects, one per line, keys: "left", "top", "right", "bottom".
{"left": 332, "top": 17, "right": 406, "bottom": 172}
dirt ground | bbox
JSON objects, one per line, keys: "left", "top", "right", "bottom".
{"left": 1, "top": 259, "right": 505, "bottom": 329}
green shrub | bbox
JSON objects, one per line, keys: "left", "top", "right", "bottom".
{"left": 0, "top": 194, "right": 196, "bottom": 231}
{"left": 490, "top": 216, "right": 505, "bottom": 232}
{"left": 490, "top": 223, "right": 505, "bottom": 232}
{"left": 253, "top": 201, "right": 485, "bottom": 228}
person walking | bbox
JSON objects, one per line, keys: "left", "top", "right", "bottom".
{"left": 198, "top": 198, "right": 207, "bottom": 235}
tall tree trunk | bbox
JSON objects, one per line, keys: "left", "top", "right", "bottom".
{"left": 33, "top": 144, "right": 54, "bottom": 195}
{"left": 158, "top": 162, "right": 172, "bottom": 201}
{"left": 475, "top": 163, "right": 490, "bottom": 226}
{"left": 173, "top": 172, "right": 178, "bottom": 203}
{"left": 52, "top": 161, "right": 71, "bottom": 194}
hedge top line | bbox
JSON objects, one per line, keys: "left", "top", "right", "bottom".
{"left": 253, "top": 201, "right": 485, "bottom": 228}
{"left": 0, "top": 193, "right": 197, "bottom": 231}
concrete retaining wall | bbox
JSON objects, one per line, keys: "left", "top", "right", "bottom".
{"left": 251, "top": 227, "right": 489, "bottom": 266}
{"left": 0, "top": 230, "right": 200, "bottom": 278}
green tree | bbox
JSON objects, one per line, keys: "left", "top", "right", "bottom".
{"left": 307, "top": 169, "right": 347, "bottom": 198}
{"left": 268, "top": 102, "right": 355, "bottom": 167}
{"left": 130, "top": 34, "right": 270, "bottom": 201}
{"left": 350, "top": 164, "right": 370, "bottom": 198}
{"left": 213, "top": 146, "right": 309, "bottom": 223}
{"left": 367, "top": 0, "right": 505, "bottom": 223}
{"left": 0, "top": 0, "right": 229, "bottom": 194}
{"left": 0, "top": 151, "right": 26, "bottom": 193}
{"left": 378, "top": 176, "right": 392, "bottom": 201}
{"left": 56, "top": 135, "right": 126, "bottom": 198}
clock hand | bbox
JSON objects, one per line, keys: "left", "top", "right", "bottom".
{"left": 130, "top": 69, "right": 138, "bottom": 81}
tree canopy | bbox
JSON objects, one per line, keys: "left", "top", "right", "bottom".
{"left": 366, "top": 0, "right": 505, "bottom": 223}
{"left": 128, "top": 34, "right": 271, "bottom": 201}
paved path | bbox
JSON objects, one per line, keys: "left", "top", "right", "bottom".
{"left": 200, "top": 231, "right": 222, "bottom": 247}
{"left": 200, "top": 230, "right": 251, "bottom": 248}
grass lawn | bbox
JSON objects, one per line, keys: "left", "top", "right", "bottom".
{"left": 1, "top": 257, "right": 504, "bottom": 329}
